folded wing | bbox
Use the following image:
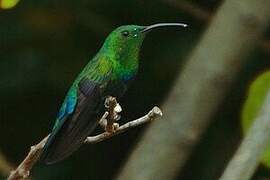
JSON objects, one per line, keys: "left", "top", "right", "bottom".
{"left": 41, "top": 78, "right": 105, "bottom": 164}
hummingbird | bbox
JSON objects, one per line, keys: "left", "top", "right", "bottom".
{"left": 41, "top": 23, "right": 188, "bottom": 164}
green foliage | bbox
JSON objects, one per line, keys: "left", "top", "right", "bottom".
{"left": 0, "top": 0, "right": 20, "bottom": 9}
{"left": 242, "top": 71, "right": 270, "bottom": 167}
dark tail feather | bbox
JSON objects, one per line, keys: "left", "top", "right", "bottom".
{"left": 40, "top": 114, "right": 99, "bottom": 164}
{"left": 40, "top": 85, "right": 104, "bottom": 164}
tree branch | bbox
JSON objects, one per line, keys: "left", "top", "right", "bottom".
{"left": 85, "top": 106, "right": 162, "bottom": 144}
{"left": 7, "top": 136, "right": 49, "bottom": 180}
{"left": 219, "top": 91, "right": 270, "bottom": 180}
{"left": 6, "top": 98, "right": 162, "bottom": 180}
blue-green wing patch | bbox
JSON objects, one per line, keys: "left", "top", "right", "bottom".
{"left": 41, "top": 78, "right": 104, "bottom": 164}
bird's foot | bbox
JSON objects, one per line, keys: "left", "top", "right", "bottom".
{"left": 115, "top": 114, "right": 121, "bottom": 121}
{"left": 113, "top": 123, "right": 119, "bottom": 130}
{"left": 103, "top": 96, "right": 121, "bottom": 132}
{"left": 114, "top": 103, "right": 122, "bottom": 114}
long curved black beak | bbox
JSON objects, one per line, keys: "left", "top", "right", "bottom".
{"left": 141, "top": 23, "right": 188, "bottom": 33}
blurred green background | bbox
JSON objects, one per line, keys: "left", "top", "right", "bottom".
{"left": 0, "top": 0, "right": 270, "bottom": 179}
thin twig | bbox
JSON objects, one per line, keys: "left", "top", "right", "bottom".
{"left": 7, "top": 136, "right": 49, "bottom": 180}
{"left": 219, "top": 91, "right": 270, "bottom": 180}
{"left": 106, "top": 96, "right": 118, "bottom": 133}
{"left": 85, "top": 106, "right": 162, "bottom": 144}
{"left": 7, "top": 98, "right": 162, "bottom": 180}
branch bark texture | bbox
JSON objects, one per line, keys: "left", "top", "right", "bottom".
{"left": 116, "top": 1, "right": 270, "bottom": 180}
{"left": 85, "top": 107, "right": 162, "bottom": 144}
{"left": 7, "top": 136, "right": 48, "bottom": 180}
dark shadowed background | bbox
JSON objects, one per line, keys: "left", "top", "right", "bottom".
{"left": 1, "top": 0, "right": 270, "bottom": 179}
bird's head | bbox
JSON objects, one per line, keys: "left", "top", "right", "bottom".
{"left": 100, "top": 23, "right": 188, "bottom": 64}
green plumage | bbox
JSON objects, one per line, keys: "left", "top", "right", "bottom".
{"left": 41, "top": 23, "right": 187, "bottom": 164}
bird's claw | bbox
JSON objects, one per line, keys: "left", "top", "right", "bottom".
{"left": 114, "top": 103, "right": 122, "bottom": 113}
{"left": 114, "top": 114, "right": 121, "bottom": 121}
{"left": 113, "top": 123, "right": 119, "bottom": 130}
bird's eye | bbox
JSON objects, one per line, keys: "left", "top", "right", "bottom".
{"left": 121, "top": 31, "right": 129, "bottom": 37}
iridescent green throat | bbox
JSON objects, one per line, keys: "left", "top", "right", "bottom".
{"left": 97, "top": 29, "right": 145, "bottom": 81}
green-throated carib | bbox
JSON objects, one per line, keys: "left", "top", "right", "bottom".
{"left": 41, "top": 23, "right": 188, "bottom": 164}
